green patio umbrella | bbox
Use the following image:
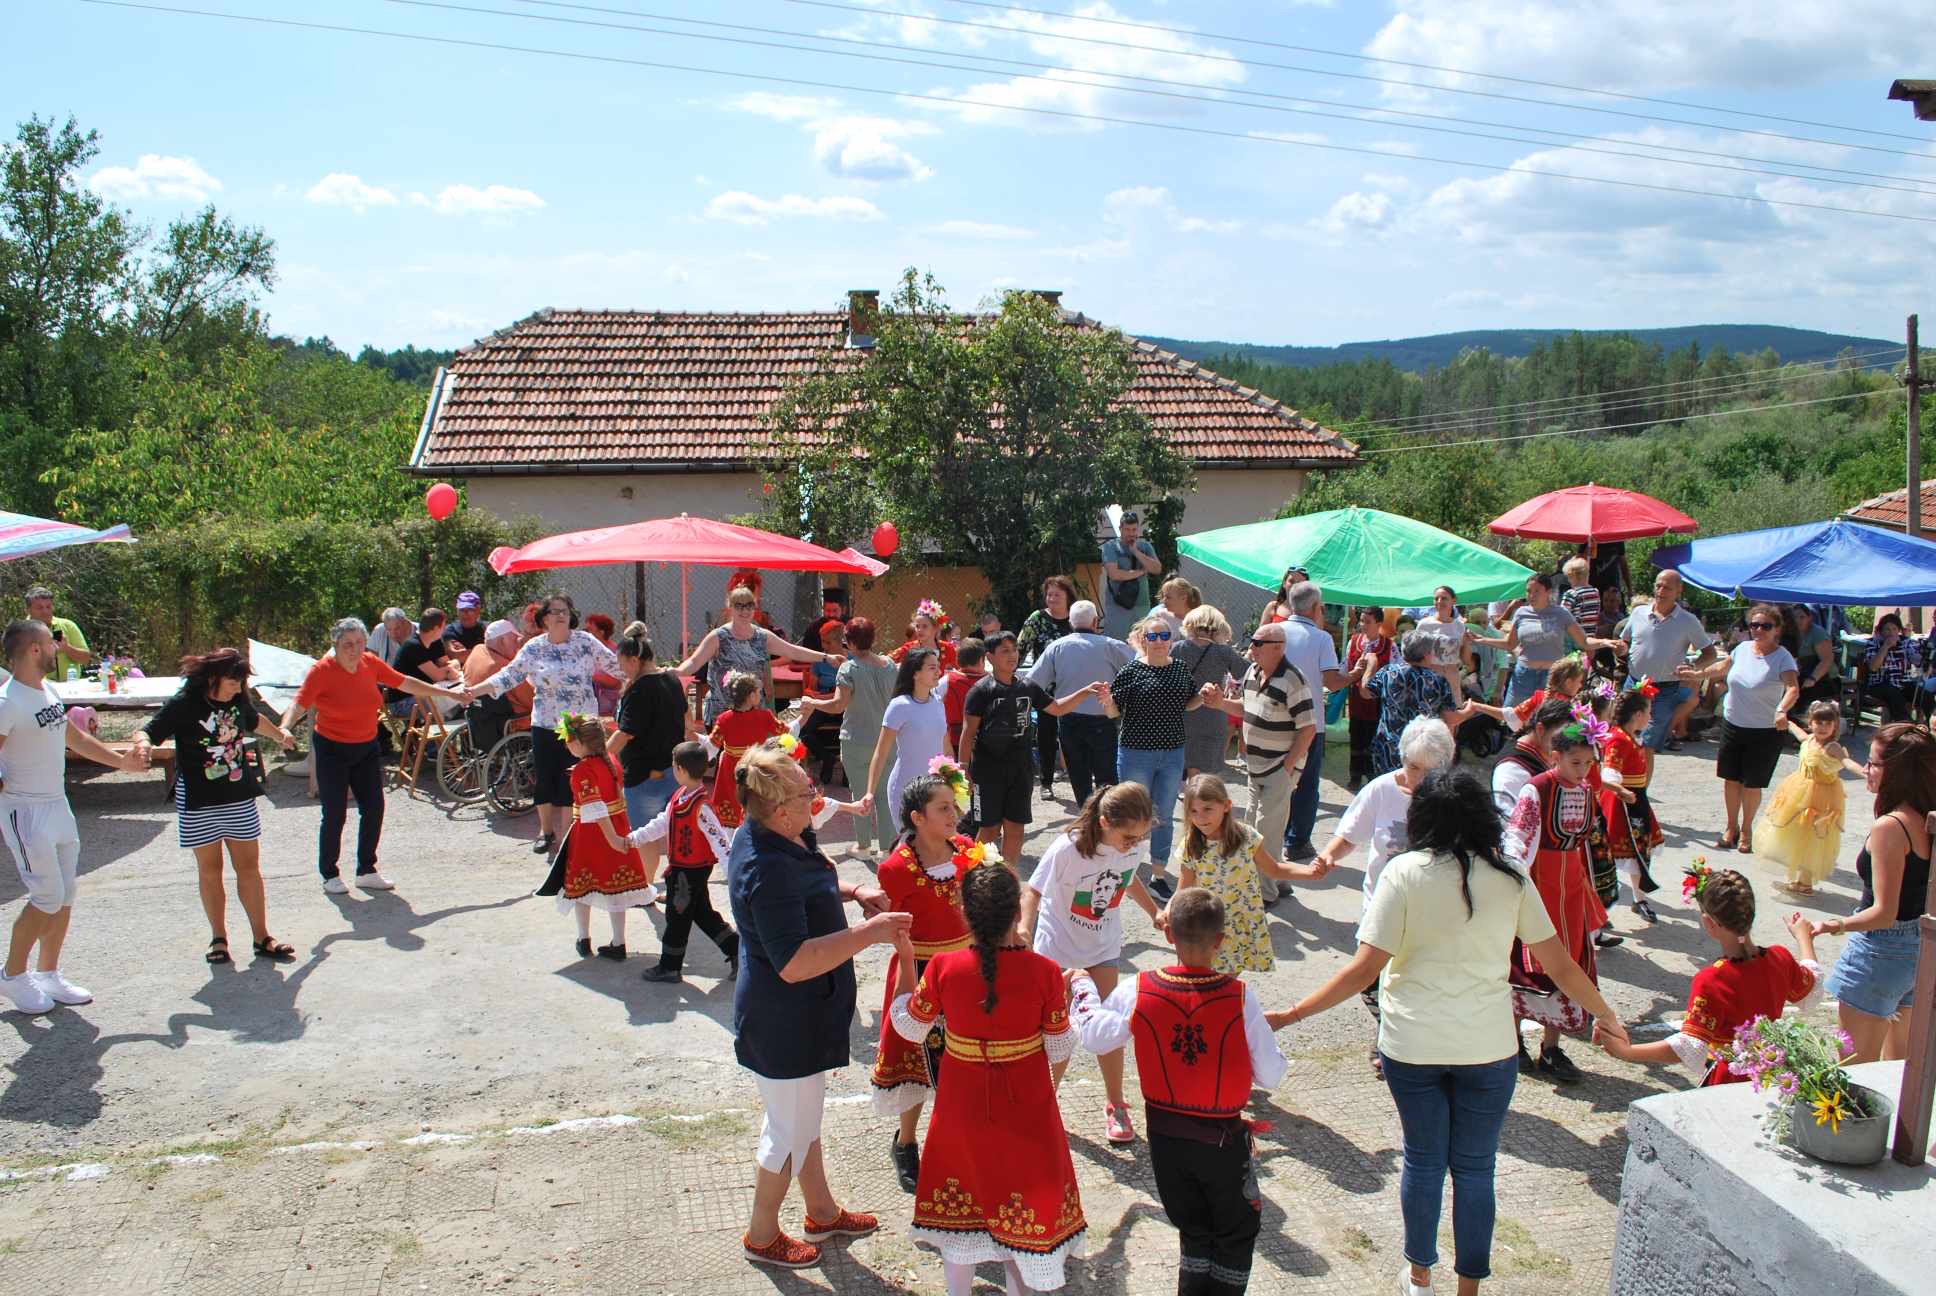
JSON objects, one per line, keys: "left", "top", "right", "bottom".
{"left": 1178, "top": 506, "right": 1534, "bottom": 607}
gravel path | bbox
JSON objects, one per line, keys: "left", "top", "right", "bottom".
{"left": 0, "top": 729, "right": 1878, "bottom": 1294}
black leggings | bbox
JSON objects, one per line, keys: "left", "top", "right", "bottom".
{"left": 1348, "top": 713, "right": 1377, "bottom": 788}
{"left": 1036, "top": 708, "right": 1060, "bottom": 788}
{"left": 314, "top": 734, "right": 384, "bottom": 879}
{"left": 657, "top": 865, "right": 736, "bottom": 972}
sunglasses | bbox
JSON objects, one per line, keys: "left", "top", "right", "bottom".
{"left": 1143, "top": 629, "right": 1172, "bottom": 642}
{"left": 1249, "top": 637, "right": 1277, "bottom": 646}
{"left": 1748, "top": 621, "right": 1777, "bottom": 631}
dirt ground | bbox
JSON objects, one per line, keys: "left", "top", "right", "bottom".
{"left": 0, "top": 727, "right": 1878, "bottom": 1294}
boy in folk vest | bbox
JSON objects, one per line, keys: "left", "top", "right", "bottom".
{"left": 629, "top": 741, "right": 739, "bottom": 983}
{"left": 1068, "top": 888, "right": 1288, "bottom": 1296}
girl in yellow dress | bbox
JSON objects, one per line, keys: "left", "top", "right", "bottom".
{"left": 1759, "top": 700, "right": 1864, "bottom": 896}
{"left": 1170, "top": 775, "right": 1318, "bottom": 973}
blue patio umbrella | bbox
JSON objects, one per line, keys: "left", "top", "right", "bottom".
{"left": 1653, "top": 518, "right": 1936, "bottom": 605}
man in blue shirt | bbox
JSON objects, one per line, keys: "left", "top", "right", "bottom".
{"left": 1277, "top": 582, "right": 1351, "bottom": 866}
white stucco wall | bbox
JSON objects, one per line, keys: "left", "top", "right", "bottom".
{"left": 1184, "top": 467, "right": 1309, "bottom": 531}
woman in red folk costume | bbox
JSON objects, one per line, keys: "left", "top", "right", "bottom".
{"left": 871, "top": 771, "right": 996, "bottom": 1192}
{"left": 536, "top": 713, "right": 657, "bottom": 960}
{"left": 887, "top": 862, "right": 1083, "bottom": 1295}
{"left": 1503, "top": 719, "right": 1609, "bottom": 1085}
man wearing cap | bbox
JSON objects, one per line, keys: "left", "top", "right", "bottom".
{"left": 1206, "top": 621, "right": 1317, "bottom": 902}
{"left": 445, "top": 592, "right": 486, "bottom": 653}
{"left": 1100, "top": 510, "right": 1161, "bottom": 641}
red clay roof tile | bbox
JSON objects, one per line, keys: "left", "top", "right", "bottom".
{"left": 414, "top": 308, "right": 1358, "bottom": 472}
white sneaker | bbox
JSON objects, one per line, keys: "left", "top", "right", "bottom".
{"left": 1399, "top": 1267, "right": 1431, "bottom": 1296}
{"left": 34, "top": 971, "right": 92, "bottom": 1005}
{"left": 358, "top": 872, "right": 396, "bottom": 891}
{"left": 322, "top": 877, "right": 350, "bottom": 895}
{"left": 0, "top": 972, "right": 54, "bottom": 1014}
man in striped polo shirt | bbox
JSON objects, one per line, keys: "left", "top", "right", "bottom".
{"left": 1207, "top": 621, "right": 1315, "bottom": 903}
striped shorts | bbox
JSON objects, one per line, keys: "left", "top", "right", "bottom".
{"left": 176, "top": 779, "right": 262, "bottom": 849}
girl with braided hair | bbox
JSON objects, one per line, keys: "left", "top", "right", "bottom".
{"left": 886, "top": 862, "right": 1086, "bottom": 1294}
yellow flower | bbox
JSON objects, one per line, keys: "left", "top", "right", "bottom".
{"left": 1810, "top": 1091, "right": 1847, "bottom": 1133}
{"left": 962, "top": 842, "right": 987, "bottom": 864}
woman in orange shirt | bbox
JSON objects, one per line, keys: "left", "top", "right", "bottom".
{"left": 292, "top": 616, "right": 457, "bottom": 893}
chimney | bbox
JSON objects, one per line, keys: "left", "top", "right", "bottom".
{"left": 846, "top": 289, "right": 880, "bottom": 349}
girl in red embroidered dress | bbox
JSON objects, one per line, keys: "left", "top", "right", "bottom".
{"left": 1600, "top": 688, "right": 1664, "bottom": 920}
{"left": 537, "top": 715, "right": 655, "bottom": 960}
{"left": 888, "top": 864, "right": 1083, "bottom": 1294}
{"left": 871, "top": 775, "right": 992, "bottom": 1192}
{"left": 1504, "top": 726, "right": 1609, "bottom": 1082}
{"left": 706, "top": 672, "right": 786, "bottom": 829}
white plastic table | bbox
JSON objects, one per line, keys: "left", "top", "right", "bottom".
{"left": 50, "top": 675, "right": 183, "bottom": 710}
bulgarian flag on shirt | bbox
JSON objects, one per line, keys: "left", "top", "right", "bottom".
{"left": 1070, "top": 867, "right": 1136, "bottom": 920}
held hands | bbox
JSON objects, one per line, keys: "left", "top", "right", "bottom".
{"left": 1613, "top": 785, "right": 1636, "bottom": 805}
{"left": 857, "top": 792, "right": 874, "bottom": 816}
{"left": 1591, "top": 1018, "right": 1631, "bottom": 1054}
{"left": 852, "top": 883, "right": 892, "bottom": 917}
{"left": 1198, "top": 682, "right": 1222, "bottom": 704}
{"left": 1263, "top": 1006, "right": 1298, "bottom": 1032}
{"left": 860, "top": 910, "right": 914, "bottom": 946}
{"left": 1785, "top": 911, "right": 1814, "bottom": 942}
{"left": 891, "top": 924, "right": 917, "bottom": 967}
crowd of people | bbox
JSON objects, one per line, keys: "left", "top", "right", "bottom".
{"left": 1, "top": 544, "right": 1932, "bottom": 1295}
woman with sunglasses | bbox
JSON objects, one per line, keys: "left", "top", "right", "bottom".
{"left": 1098, "top": 615, "right": 1219, "bottom": 901}
{"left": 1679, "top": 603, "right": 1799, "bottom": 853}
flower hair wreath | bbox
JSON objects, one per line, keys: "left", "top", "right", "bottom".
{"left": 927, "top": 755, "right": 971, "bottom": 811}
{"left": 1681, "top": 855, "right": 1714, "bottom": 902}
{"left": 915, "top": 598, "right": 950, "bottom": 629}
{"left": 555, "top": 711, "right": 593, "bottom": 742}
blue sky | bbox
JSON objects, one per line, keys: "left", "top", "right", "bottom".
{"left": 14, "top": 0, "right": 1934, "bottom": 351}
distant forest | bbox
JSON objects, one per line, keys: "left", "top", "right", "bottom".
{"left": 275, "top": 336, "right": 456, "bottom": 386}
{"left": 1145, "top": 324, "right": 1895, "bottom": 373}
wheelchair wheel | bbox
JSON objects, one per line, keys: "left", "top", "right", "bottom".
{"left": 436, "top": 723, "right": 486, "bottom": 803}
{"left": 484, "top": 730, "right": 537, "bottom": 817}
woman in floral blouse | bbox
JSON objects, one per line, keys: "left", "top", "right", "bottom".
{"left": 469, "top": 593, "right": 622, "bottom": 856}
{"left": 1360, "top": 632, "right": 1463, "bottom": 779}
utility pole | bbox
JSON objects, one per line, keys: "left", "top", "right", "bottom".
{"left": 1911, "top": 316, "right": 1925, "bottom": 633}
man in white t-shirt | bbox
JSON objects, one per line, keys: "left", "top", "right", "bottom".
{"left": 0, "top": 620, "right": 147, "bottom": 1014}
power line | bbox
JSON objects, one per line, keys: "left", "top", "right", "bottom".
{"left": 73, "top": 1, "right": 1936, "bottom": 226}
{"left": 1357, "top": 389, "right": 1891, "bottom": 455}
{"left": 1339, "top": 349, "right": 1907, "bottom": 438}
{"left": 507, "top": 0, "right": 1936, "bottom": 196}
{"left": 914, "top": 0, "right": 1936, "bottom": 145}
{"left": 783, "top": 0, "right": 1936, "bottom": 159}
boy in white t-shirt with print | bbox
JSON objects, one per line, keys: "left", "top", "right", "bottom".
{"left": 1020, "top": 782, "right": 1167, "bottom": 1147}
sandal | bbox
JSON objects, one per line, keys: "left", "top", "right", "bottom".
{"left": 252, "top": 935, "right": 295, "bottom": 962}
{"left": 205, "top": 936, "right": 231, "bottom": 965}
{"left": 1717, "top": 831, "right": 1740, "bottom": 850}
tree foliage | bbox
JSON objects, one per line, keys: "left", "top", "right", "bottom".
{"left": 752, "top": 270, "right": 1193, "bottom": 624}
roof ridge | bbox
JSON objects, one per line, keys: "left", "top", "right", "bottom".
{"left": 1112, "top": 323, "right": 1359, "bottom": 456}
{"left": 1850, "top": 478, "right": 1936, "bottom": 512}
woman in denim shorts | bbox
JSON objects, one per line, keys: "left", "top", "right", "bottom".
{"left": 1817, "top": 723, "right": 1935, "bottom": 1063}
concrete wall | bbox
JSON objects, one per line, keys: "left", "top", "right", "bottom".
{"left": 1184, "top": 467, "right": 1308, "bottom": 532}
{"left": 1610, "top": 1060, "right": 1929, "bottom": 1296}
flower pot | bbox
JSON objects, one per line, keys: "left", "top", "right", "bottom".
{"left": 1789, "top": 1083, "right": 1894, "bottom": 1166}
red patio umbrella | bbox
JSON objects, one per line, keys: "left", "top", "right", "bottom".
{"left": 488, "top": 514, "right": 885, "bottom": 648}
{"left": 1488, "top": 484, "right": 1697, "bottom": 544}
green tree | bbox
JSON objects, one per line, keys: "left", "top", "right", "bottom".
{"left": 753, "top": 270, "right": 1193, "bottom": 624}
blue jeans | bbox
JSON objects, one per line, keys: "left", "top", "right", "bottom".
{"left": 1285, "top": 731, "right": 1325, "bottom": 855}
{"left": 1627, "top": 679, "right": 1690, "bottom": 749}
{"left": 1115, "top": 743, "right": 1185, "bottom": 870}
{"left": 623, "top": 775, "right": 676, "bottom": 830}
{"left": 1381, "top": 1053, "right": 1518, "bottom": 1281}
{"left": 1504, "top": 662, "right": 1546, "bottom": 707}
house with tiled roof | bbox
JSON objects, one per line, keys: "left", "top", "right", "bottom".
{"left": 410, "top": 292, "right": 1357, "bottom": 534}
{"left": 408, "top": 292, "right": 1358, "bottom": 636}
{"left": 1847, "top": 479, "right": 1936, "bottom": 539}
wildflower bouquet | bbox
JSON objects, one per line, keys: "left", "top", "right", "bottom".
{"left": 1721, "top": 1014, "right": 1870, "bottom": 1139}
{"left": 927, "top": 755, "right": 971, "bottom": 811}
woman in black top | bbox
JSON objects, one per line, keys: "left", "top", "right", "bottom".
{"left": 1017, "top": 575, "right": 1078, "bottom": 795}
{"left": 1816, "top": 723, "right": 1936, "bottom": 1063}
{"left": 133, "top": 648, "right": 297, "bottom": 964}
{"left": 726, "top": 742, "right": 907, "bottom": 1269}
{"left": 1099, "top": 613, "right": 1217, "bottom": 899}
{"left": 607, "top": 623, "right": 689, "bottom": 827}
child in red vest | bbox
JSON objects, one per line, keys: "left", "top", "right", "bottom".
{"left": 1069, "top": 887, "right": 1288, "bottom": 1296}
{"left": 1598, "top": 863, "right": 1823, "bottom": 1085}
{"left": 630, "top": 740, "right": 740, "bottom": 984}
{"left": 941, "top": 638, "right": 988, "bottom": 756}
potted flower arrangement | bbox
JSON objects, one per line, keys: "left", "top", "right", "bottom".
{"left": 99, "top": 653, "right": 140, "bottom": 695}
{"left": 1721, "top": 1014, "right": 1894, "bottom": 1166}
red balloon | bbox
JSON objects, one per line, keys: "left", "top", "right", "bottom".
{"left": 426, "top": 482, "right": 458, "bottom": 520}
{"left": 871, "top": 521, "right": 899, "bottom": 558}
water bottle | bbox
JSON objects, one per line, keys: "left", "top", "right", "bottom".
{"left": 65, "top": 665, "right": 78, "bottom": 683}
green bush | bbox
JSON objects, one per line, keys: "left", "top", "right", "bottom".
{"left": 0, "top": 510, "right": 549, "bottom": 664}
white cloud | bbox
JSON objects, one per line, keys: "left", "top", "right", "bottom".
{"left": 703, "top": 191, "right": 885, "bottom": 226}
{"left": 927, "top": 219, "right": 1037, "bottom": 240}
{"left": 728, "top": 94, "right": 937, "bottom": 182}
{"left": 1313, "top": 190, "right": 1395, "bottom": 235}
{"left": 87, "top": 154, "right": 221, "bottom": 202}
{"left": 304, "top": 173, "right": 398, "bottom": 212}
{"left": 409, "top": 184, "right": 545, "bottom": 216}
{"left": 1365, "top": 1, "right": 1898, "bottom": 94}
{"left": 1102, "top": 185, "right": 1243, "bottom": 235}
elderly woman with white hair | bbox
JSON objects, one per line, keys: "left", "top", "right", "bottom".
{"left": 1359, "top": 631, "right": 1463, "bottom": 779}
{"left": 1312, "top": 715, "right": 1459, "bottom": 1075}
{"left": 1172, "top": 604, "right": 1246, "bottom": 778}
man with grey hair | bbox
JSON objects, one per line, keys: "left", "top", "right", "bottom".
{"left": 1278, "top": 582, "right": 1351, "bottom": 861}
{"left": 1026, "top": 600, "right": 1133, "bottom": 803}
{"left": 366, "top": 607, "right": 414, "bottom": 669}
